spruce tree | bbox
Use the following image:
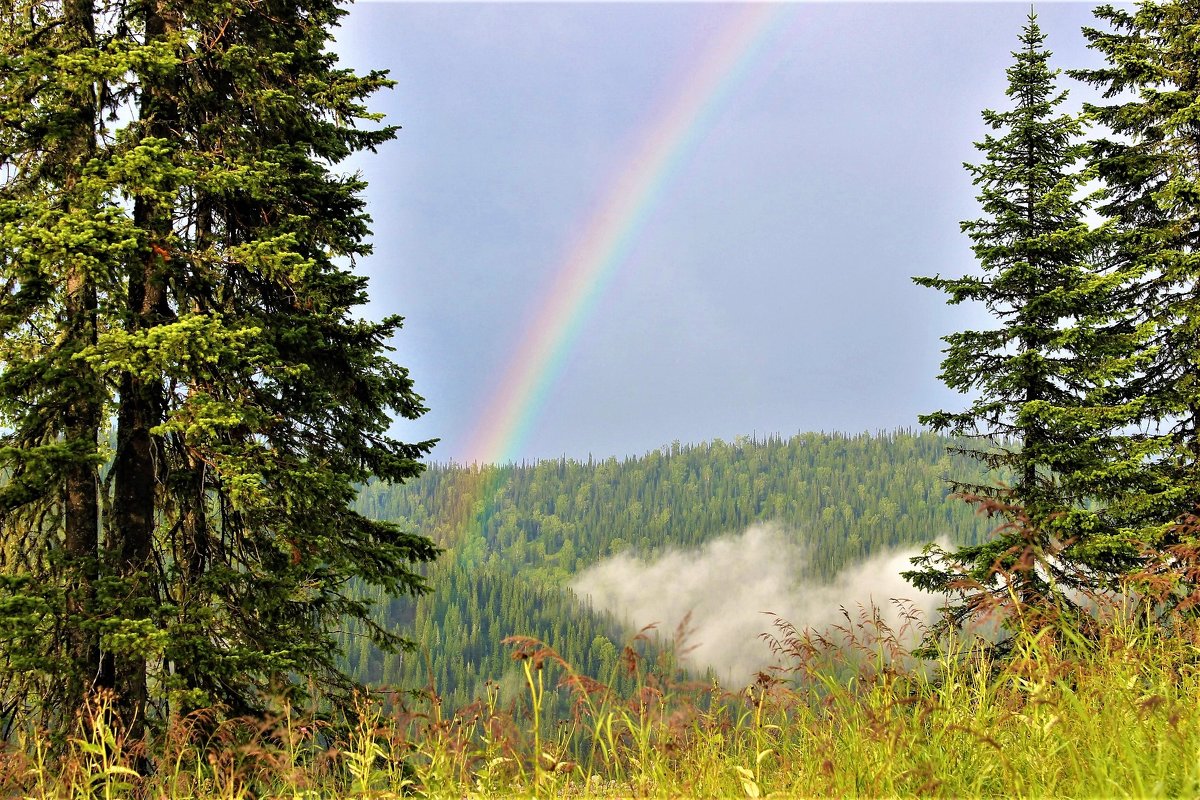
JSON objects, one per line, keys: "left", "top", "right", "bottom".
{"left": 0, "top": 0, "right": 124, "bottom": 729}
{"left": 908, "top": 15, "right": 1136, "bottom": 620}
{"left": 1069, "top": 1, "right": 1200, "bottom": 607}
{"left": 0, "top": 0, "right": 437, "bottom": 733}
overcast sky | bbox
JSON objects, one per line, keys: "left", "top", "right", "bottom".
{"left": 332, "top": 2, "right": 1115, "bottom": 465}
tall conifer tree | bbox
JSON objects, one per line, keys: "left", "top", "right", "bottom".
{"left": 1069, "top": 2, "right": 1200, "bottom": 604}
{"left": 0, "top": 0, "right": 125, "bottom": 728}
{"left": 0, "top": 0, "right": 437, "bottom": 732}
{"left": 908, "top": 16, "right": 1137, "bottom": 619}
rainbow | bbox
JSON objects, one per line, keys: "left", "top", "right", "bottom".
{"left": 463, "top": 4, "right": 796, "bottom": 468}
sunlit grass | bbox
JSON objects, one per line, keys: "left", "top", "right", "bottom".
{"left": 4, "top": 605, "right": 1200, "bottom": 798}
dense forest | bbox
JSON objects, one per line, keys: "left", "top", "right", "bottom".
{"left": 340, "top": 430, "right": 994, "bottom": 709}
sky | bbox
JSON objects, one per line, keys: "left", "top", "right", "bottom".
{"left": 331, "top": 2, "right": 1114, "bottom": 466}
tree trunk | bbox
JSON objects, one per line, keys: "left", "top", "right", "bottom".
{"left": 109, "top": 0, "right": 175, "bottom": 738}
{"left": 61, "top": 0, "right": 104, "bottom": 716}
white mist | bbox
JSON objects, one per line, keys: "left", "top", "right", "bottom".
{"left": 571, "top": 523, "right": 944, "bottom": 686}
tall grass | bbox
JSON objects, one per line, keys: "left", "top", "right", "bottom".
{"left": 3, "top": 604, "right": 1199, "bottom": 798}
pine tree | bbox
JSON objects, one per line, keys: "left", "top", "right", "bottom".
{"left": 908, "top": 15, "right": 1138, "bottom": 619}
{"left": 0, "top": 0, "right": 437, "bottom": 733}
{"left": 1068, "top": 1, "right": 1200, "bottom": 607}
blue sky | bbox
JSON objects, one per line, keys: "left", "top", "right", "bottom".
{"left": 332, "top": 2, "right": 1113, "bottom": 465}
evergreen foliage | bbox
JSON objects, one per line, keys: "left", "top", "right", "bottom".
{"left": 0, "top": 0, "right": 435, "bottom": 734}
{"left": 0, "top": 0, "right": 115, "bottom": 732}
{"left": 1067, "top": 1, "right": 1200, "bottom": 594}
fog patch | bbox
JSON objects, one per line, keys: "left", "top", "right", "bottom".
{"left": 571, "top": 523, "right": 943, "bottom": 686}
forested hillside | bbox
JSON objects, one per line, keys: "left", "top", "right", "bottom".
{"left": 342, "top": 429, "right": 994, "bottom": 708}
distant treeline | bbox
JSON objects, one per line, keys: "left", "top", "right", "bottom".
{"left": 341, "top": 429, "right": 995, "bottom": 709}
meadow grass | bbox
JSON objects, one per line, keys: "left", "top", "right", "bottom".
{"left": 4, "top": 605, "right": 1200, "bottom": 798}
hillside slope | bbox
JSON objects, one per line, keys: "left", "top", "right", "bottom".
{"left": 341, "top": 430, "right": 995, "bottom": 707}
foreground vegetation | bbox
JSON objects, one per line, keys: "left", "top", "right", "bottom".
{"left": 4, "top": 602, "right": 1198, "bottom": 798}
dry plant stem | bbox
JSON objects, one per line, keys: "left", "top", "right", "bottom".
{"left": 520, "top": 657, "right": 545, "bottom": 798}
